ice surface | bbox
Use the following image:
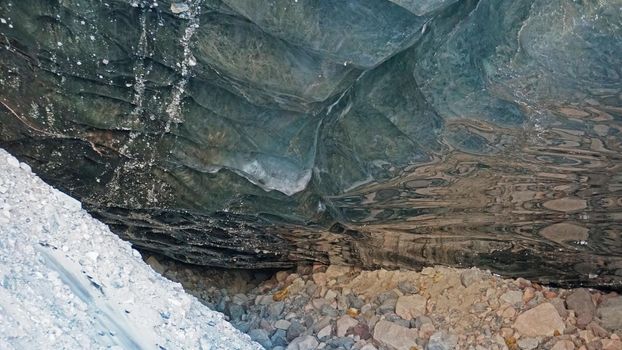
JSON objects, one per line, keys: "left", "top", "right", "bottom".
{"left": 0, "top": 149, "right": 262, "bottom": 350}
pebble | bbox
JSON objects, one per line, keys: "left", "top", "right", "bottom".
{"left": 335, "top": 315, "right": 358, "bottom": 337}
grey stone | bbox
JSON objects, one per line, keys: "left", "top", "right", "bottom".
{"left": 248, "top": 328, "right": 272, "bottom": 349}
{"left": 597, "top": 296, "right": 622, "bottom": 333}
{"left": 287, "top": 335, "right": 319, "bottom": 350}
{"left": 517, "top": 337, "right": 540, "bottom": 350}
{"left": 287, "top": 320, "right": 306, "bottom": 342}
{"left": 500, "top": 290, "right": 523, "bottom": 306}
{"left": 272, "top": 329, "right": 289, "bottom": 347}
{"left": 275, "top": 319, "right": 292, "bottom": 330}
{"left": 426, "top": 331, "right": 458, "bottom": 350}
{"left": 460, "top": 269, "right": 484, "bottom": 288}
{"left": 269, "top": 301, "right": 286, "bottom": 319}
{"left": 397, "top": 280, "right": 419, "bottom": 294}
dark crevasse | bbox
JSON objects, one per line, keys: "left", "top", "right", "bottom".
{"left": 0, "top": 0, "right": 621, "bottom": 289}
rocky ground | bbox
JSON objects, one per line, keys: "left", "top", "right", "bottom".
{"left": 147, "top": 255, "right": 622, "bottom": 350}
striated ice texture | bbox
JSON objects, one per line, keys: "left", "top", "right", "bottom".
{"left": 0, "top": 0, "right": 621, "bottom": 288}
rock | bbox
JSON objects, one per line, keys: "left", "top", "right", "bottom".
{"left": 346, "top": 294, "right": 365, "bottom": 309}
{"left": 601, "top": 339, "right": 622, "bottom": 350}
{"left": 228, "top": 303, "right": 245, "bottom": 321}
{"left": 377, "top": 299, "right": 398, "bottom": 315}
{"left": 550, "top": 297, "right": 569, "bottom": 318}
{"left": 320, "top": 304, "right": 338, "bottom": 317}
{"left": 347, "top": 323, "right": 372, "bottom": 340}
{"left": 551, "top": 340, "right": 576, "bottom": 350}
{"left": 426, "top": 331, "right": 458, "bottom": 350}
{"left": 287, "top": 320, "right": 306, "bottom": 342}
{"left": 397, "top": 280, "right": 419, "bottom": 294}
{"left": 249, "top": 328, "right": 272, "bottom": 349}
{"left": 523, "top": 287, "right": 536, "bottom": 303}
{"left": 272, "top": 329, "right": 289, "bottom": 347}
{"left": 517, "top": 337, "right": 539, "bottom": 350}
{"left": 269, "top": 301, "right": 286, "bottom": 319}
{"left": 325, "top": 265, "right": 351, "bottom": 280}
{"left": 501, "top": 306, "right": 517, "bottom": 319}
{"left": 287, "top": 335, "right": 319, "bottom": 350}
{"left": 324, "top": 290, "right": 338, "bottom": 301}
{"left": 317, "top": 325, "right": 332, "bottom": 340}
{"left": 275, "top": 319, "right": 292, "bottom": 330}
{"left": 395, "top": 295, "right": 427, "bottom": 320}
{"left": 373, "top": 320, "right": 419, "bottom": 350}
{"left": 336, "top": 315, "right": 358, "bottom": 337}
{"left": 501, "top": 291, "right": 524, "bottom": 306}
{"left": 460, "top": 269, "right": 484, "bottom": 288}
{"left": 360, "top": 344, "right": 378, "bottom": 350}
{"left": 313, "top": 273, "right": 327, "bottom": 286}
{"left": 597, "top": 296, "right": 622, "bottom": 333}
{"left": 513, "top": 303, "right": 565, "bottom": 337}
{"left": 327, "top": 337, "right": 355, "bottom": 349}
{"left": 566, "top": 289, "right": 596, "bottom": 329}
{"left": 146, "top": 256, "right": 166, "bottom": 275}
{"left": 588, "top": 322, "right": 609, "bottom": 338}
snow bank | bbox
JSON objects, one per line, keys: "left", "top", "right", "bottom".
{"left": 0, "top": 149, "right": 262, "bottom": 350}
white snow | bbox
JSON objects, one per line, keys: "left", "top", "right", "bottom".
{"left": 0, "top": 148, "right": 262, "bottom": 350}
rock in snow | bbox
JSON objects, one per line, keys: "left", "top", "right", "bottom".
{"left": 0, "top": 149, "right": 261, "bottom": 349}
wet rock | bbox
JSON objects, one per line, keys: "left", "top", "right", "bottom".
{"left": 566, "top": 289, "right": 595, "bottom": 329}
{"left": 596, "top": 296, "right": 622, "bottom": 333}
{"left": 395, "top": 295, "right": 427, "bottom": 320}
{"left": 287, "top": 335, "right": 319, "bottom": 350}
{"left": 513, "top": 303, "right": 565, "bottom": 337}
{"left": 426, "top": 331, "right": 458, "bottom": 350}
{"left": 372, "top": 320, "right": 418, "bottom": 350}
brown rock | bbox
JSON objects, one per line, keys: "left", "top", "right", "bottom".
{"left": 513, "top": 303, "right": 565, "bottom": 337}
{"left": 601, "top": 339, "right": 622, "bottom": 350}
{"left": 276, "top": 271, "right": 289, "bottom": 283}
{"left": 551, "top": 340, "right": 576, "bottom": 350}
{"left": 395, "top": 295, "right": 427, "bottom": 320}
{"left": 312, "top": 272, "right": 327, "bottom": 286}
{"left": 523, "top": 287, "right": 536, "bottom": 303}
{"left": 566, "top": 289, "right": 596, "bottom": 329}
{"left": 325, "top": 265, "right": 351, "bottom": 280}
{"left": 372, "top": 320, "right": 418, "bottom": 350}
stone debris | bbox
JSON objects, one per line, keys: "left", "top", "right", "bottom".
{"left": 155, "top": 257, "right": 622, "bottom": 350}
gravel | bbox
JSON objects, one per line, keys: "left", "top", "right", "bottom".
{"left": 0, "top": 149, "right": 262, "bottom": 350}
